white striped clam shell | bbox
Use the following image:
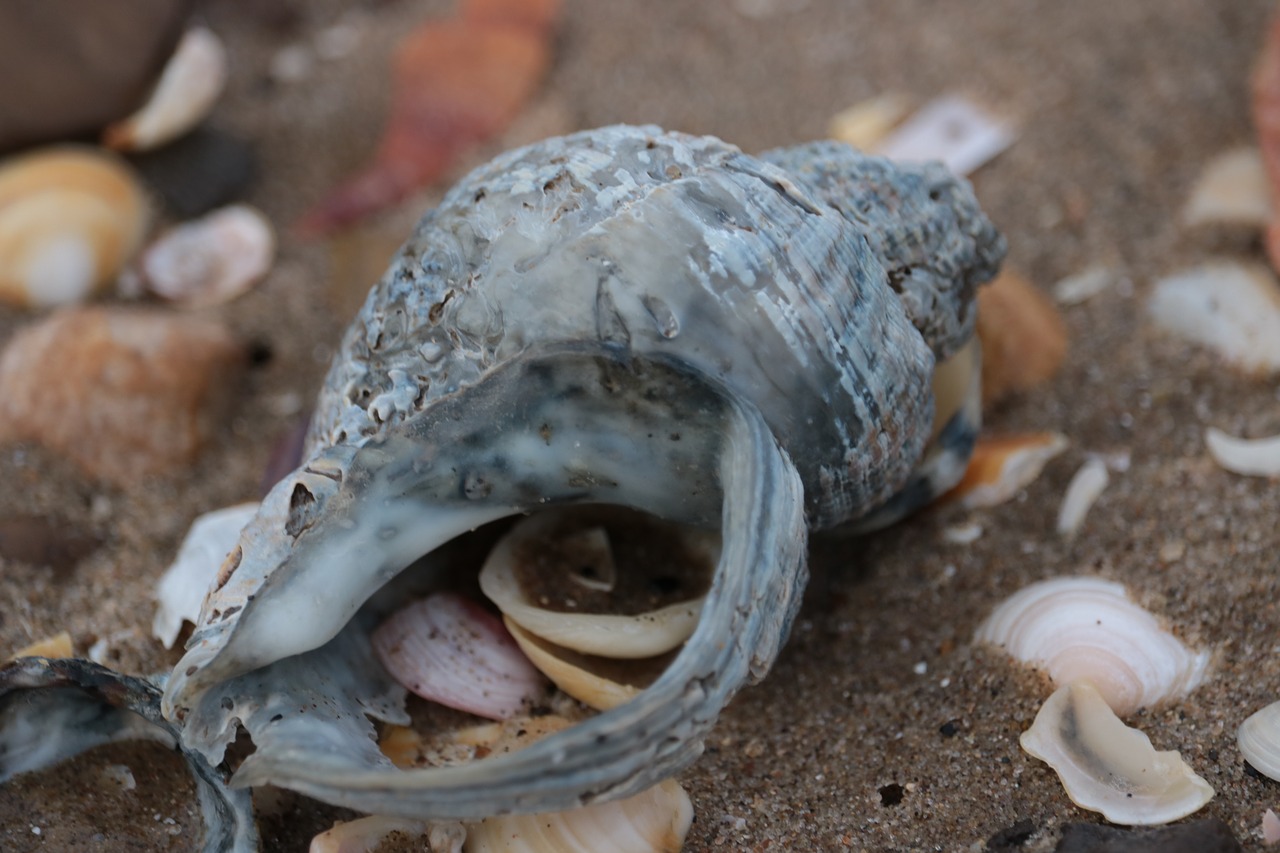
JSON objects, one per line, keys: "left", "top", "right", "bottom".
{"left": 1238, "top": 700, "right": 1280, "bottom": 782}
{"left": 976, "top": 576, "right": 1209, "bottom": 715}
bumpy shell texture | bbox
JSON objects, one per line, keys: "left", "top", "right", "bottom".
{"left": 161, "top": 125, "right": 1004, "bottom": 820}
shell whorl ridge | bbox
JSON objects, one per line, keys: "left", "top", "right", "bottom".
{"left": 156, "top": 125, "right": 1004, "bottom": 821}
{"left": 308, "top": 124, "right": 1003, "bottom": 529}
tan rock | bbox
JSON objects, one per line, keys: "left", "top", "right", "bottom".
{"left": 0, "top": 307, "right": 245, "bottom": 485}
{"left": 977, "top": 269, "right": 1067, "bottom": 404}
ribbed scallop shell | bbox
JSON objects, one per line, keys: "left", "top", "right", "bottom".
{"left": 976, "top": 576, "right": 1209, "bottom": 715}
{"left": 1238, "top": 701, "right": 1280, "bottom": 781}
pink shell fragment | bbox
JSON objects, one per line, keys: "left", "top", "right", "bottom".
{"left": 372, "top": 592, "right": 546, "bottom": 720}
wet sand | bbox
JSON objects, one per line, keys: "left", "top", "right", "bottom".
{"left": 2, "top": 0, "right": 1278, "bottom": 850}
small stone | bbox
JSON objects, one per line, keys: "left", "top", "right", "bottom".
{"left": 977, "top": 270, "right": 1068, "bottom": 404}
{"left": 0, "top": 0, "right": 188, "bottom": 153}
{"left": 128, "top": 127, "right": 256, "bottom": 218}
{"left": 0, "top": 515, "right": 102, "bottom": 577}
{"left": 1054, "top": 819, "right": 1241, "bottom": 853}
{"left": 986, "top": 819, "right": 1036, "bottom": 851}
{"left": 0, "top": 307, "right": 246, "bottom": 486}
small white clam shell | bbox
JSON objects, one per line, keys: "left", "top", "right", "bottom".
{"left": 505, "top": 617, "right": 674, "bottom": 711}
{"left": 1238, "top": 701, "right": 1280, "bottom": 782}
{"left": 875, "top": 95, "right": 1015, "bottom": 177}
{"left": 1020, "top": 681, "right": 1214, "bottom": 826}
{"left": 371, "top": 592, "right": 546, "bottom": 721}
{"left": 0, "top": 147, "right": 150, "bottom": 308}
{"left": 1148, "top": 261, "right": 1280, "bottom": 374}
{"left": 1055, "top": 457, "right": 1109, "bottom": 537}
{"left": 103, "top": 27, "right": 228, "bottom": 152}
{"left": 1205, "top": 427, "right": 1280, "bottom": 477}
{"left": 479, "top": 509, "right": 716, "bottom": 659}
{"left": 141, "top": 204, "right": 275, "bottom": 307}
{"left": 153, "top": 502, "right": 260, "bottom": 649}
{"left": 464, "top": 779, "right": 694, "bottom": 853}
{"left": 976, "top": 576, "right": 1209, "bottom": 715}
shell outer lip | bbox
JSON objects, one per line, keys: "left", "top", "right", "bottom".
{"left": 164, "top": 349, "right": 807, "bottom": 819}
{"left": 0, "top": 656, "right": 258, "bottom": 853}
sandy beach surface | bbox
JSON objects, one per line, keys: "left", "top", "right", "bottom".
{"left": 2, "top": 0, "right": 1278, "bottom": 850}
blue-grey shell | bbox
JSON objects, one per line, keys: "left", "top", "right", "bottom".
{"left": 307, "top": 124, "right": 1001, "bottom": 529}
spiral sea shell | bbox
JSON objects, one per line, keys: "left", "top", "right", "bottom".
{"left": 149, "top": 124, "right": 1002, "bottom": 820}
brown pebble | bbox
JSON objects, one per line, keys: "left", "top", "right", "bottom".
{"left": 0, "top": 307, "right": 245, "bottom": 486}
{"left": 1054, "top": 819, "right": 1242, "bottom": 853}
{"left": 0, "top": 515, "right": 102, "bottom": 577}
{"left": 0, "top": 0, "right": 190, "bottom": 154}
{"left": 977, "top": 269, "right": 1068, "bottom": 405}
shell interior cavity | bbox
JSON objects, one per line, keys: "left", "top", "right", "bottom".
{"left": 152, "top": 125, "right": 1003, "bottom": 820}
{"left": 1020, "top": 681, "right": 1214, "bottom": 826}
{"left": 479, "top": 506, "right": 718, "bottom": 659}
{"left": 1238, "top": 700, "right": 1280, "bottom": 782}
{"left": 975, "top": 576, "right": 1209, "bottom": 716}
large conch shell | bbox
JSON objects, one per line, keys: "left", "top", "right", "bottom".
{"left": 161, "top": 125, "right": 1004, "bottom": 819}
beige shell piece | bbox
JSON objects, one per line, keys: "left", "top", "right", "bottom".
{"left": 948, "top": 432, "right": 1069, "bottom": 508}
{"left": 10, "top": 631, "right": 74, "bottom": 661}
{"left": 1148, "top": 262, "right": 1280, "bottom": 374}
{"left": 1205, "top": 427, "right": 1280, "bottom": 477}
{"left": 464, "top": 779, "right": 693, "bottom": 853}
{"left": 478, "top": 508, "right": 717, "bottom": 659}
{"left": 1182, "top": 147, "right": 1272, "bottom": 229}
{"left": 141, "top": 205, "right": 276, "bottom": 307}
{"left": 102, "top": 27, "right": 228, "bottom": 152}
{"left": 1238, "top": 701, "right": 1280, "bottom": 782}
{"left": 0, "top": 147, "right": 149, "bottom": 308}
{"left": 1020, "top": 681, "right": 1214, "bottom": 826}
{"left": 506, "top": 617, "right": 675, "bottom": 711}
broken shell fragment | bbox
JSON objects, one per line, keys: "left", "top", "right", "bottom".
{"left": 10, "top": 631, "right": 74, "bottom": 661}
{"left": 371, "top": 592, "right": 547, "bottom": 720}
{"left": 1238, "top": 701, "right": 1280, "bottom": 781}
{"left": 1056, "top": 457, "right": 1109, "bottom": 537}
{"left": 465, "top": 779, "right": 693, "bottom": 853}
{"left": 1264, "top": 808, "right": 1280, "bottom": 844}
{"left": 1020, "top": 681, "right": 1214, "bottom": 826}
{"left": 1182, "top": 148, "right": 1272, "bottom": 230}
{"left": 1052, "top": 266, "right": 1113, "bottom": 306}
{"left": 309, "top": 815, "right": 464, "bottom": 853}
{"left": 103, "top": 28, "right": 229, "bottom": 153}
{"left": 506, "top": 618, "right": 675, "bottom": 711}
{"left": 1148, "top": 262, "right": 1280, "bottom": 373}
{"left": 479, "top": 508, "right": 717, "bottom": 659}
{"left": 828, "top": 94, "right": 913, "bottom": 151}
{"left": 1205, "top": 427, "right": 1280, "bottom": 477}
{"left": 948, "top": 432, "right": 1068, "bottom": 509}
{"left": 0, "top": 657, "right": 257, "bottom": 851}
{"left": 380, "top": 714, "right": 575, "bottom": 770}
{"left": 0, "top": 146, "right": 150, "bottom": 308}
{"left": 976, "top": 576, "right": 1209, "bottom": 716}
{"left": 153, "top": 502, "right": 261, "bottom": 649}
{"left": 141, "top": 204, "right": 275, "bottom": 307}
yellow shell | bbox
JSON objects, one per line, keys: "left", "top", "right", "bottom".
{"left": 0, "top": 147, "right": 150, "bottom": 308}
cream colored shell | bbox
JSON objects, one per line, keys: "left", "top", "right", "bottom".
{"left": 0, "top": 147, "right": 149, "bottom": 308}
{"left": 479, "top": 510, "right": 715, "bottom": 659}
{"left": 464, "top": 779, "right": 693, "bottom": 853}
